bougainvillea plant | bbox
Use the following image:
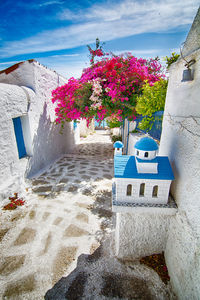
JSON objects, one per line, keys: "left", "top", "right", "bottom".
{"left": 87, "top": 38, "right": 106, "bottom": 65}
{"left": 3, "top": 193, "right": 25, "bottom": 210}
{"left": 52, "top": 41, "right": 165, "bottom": 127}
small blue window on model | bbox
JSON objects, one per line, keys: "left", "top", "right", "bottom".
{"left": 73, "top": 120, "right": 77, "bottom": 130}
{"left": 12, "top": 117, "right": 27, "bottom": 159}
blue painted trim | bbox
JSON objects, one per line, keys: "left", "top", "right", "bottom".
{"left": 126, "top": 120, "right": 129, "bottom": 155}
{"left": 135, "top": 111, "right": 164, "bottom": 140}
{"left": 122, "top": 120, "right": 125, "bottom": 142}
{"left": 73, "top": 120, "right": 77, "bottom": 130}
{"left": 122, "top": 119, "right": 125, "bottom": 154}
{"left": 113, "top": 141, "right": 124, "bottom": 148}
{"left": 136, "top": 157, "right": 158, "bottom": 163}
{"left": 13, "top": 117, "right": 27, "bottom": 159}
{"left": 114, "top": 155, "right": 174, "bottom": 180}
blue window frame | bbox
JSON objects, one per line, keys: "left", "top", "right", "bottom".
{"left": 12, "top": 117, "right": 27, "bottom": 159}
{"left": 73, "top": 120, "right": 77, "bottom": 130}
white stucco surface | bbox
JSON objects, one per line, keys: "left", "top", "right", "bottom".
{"left": 127, "top": 132, "right": 148, "bottom": 155}
{"left": 79, "top": 119, "right": 95, "bottom": 137}
{"left": 159, "top": 9, "right": 200, "bottom": 298}
{"left": 165, "top": 213, "right": 200, "bottom": 300}
{"left": 114, "top": 149, "right": 122, "bottom": 155}
{"left": 115, "top": 212, "right": 174, "bottom": 259}
{"left": 0, "top": 60, "right": 79, "bottom": 200}
{"left": 135, "top": 160, "right": 158, "bottom": 174}
{"left": 135, "top": 149, "right": 157, "bottom": 160}
{"left": 0, "top": 83, "right": 34, "bottom": 200}
{"left": 115, "top": 178, "right": 171, "bottom": 204}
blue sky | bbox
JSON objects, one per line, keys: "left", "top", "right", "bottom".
{"left": 0, "top": 0, "right": 199, "bottom": 78}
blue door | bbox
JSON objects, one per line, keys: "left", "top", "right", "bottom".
{"left": 73, "top": 120, "right": 77, "bottom": 130}
{"left": 12, "top": 117, "right": 27, "bottom": 158}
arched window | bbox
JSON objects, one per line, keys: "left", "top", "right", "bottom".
{"left": 139, "top": 183, "right": 145, "bottom": 196}
{"left": 152, "top": 185, "right": 158, "bottom": 197}
{"left": 144, "top": 152, "right": 149, "bottom": 157}
{"left": 126, "top": 184, "right": 132, "bottom": 196}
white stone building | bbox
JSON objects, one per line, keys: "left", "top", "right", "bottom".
{"left": 113, "top": 7, "right": 200, "bottom": 299}
{"left": 114, "top": 137, "right": 174, "bottom": 205}
{"left": 0, "top": 60, "right": 81, "bottom": 200}
{"left": 158, "top": 7, "right": 200, "bottom": 299}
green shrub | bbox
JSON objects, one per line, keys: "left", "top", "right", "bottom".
{"left": 106, "top": 120, "right": 123, "bottom": 128}
{"left": 135, "top": 79, "right": 168, "bottom": 131}
{"left": 111, "top": 135, "right": 122, "bottom": 143}
{"left": 164, "top": 52, "right": 180, "bottom": 69}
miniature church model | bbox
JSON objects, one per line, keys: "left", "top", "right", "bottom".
{"left": 113, "top": 137, "right": 174, "bottom": 205}
{"left": 113, "top": 141, "right": 124, "bottom": 155}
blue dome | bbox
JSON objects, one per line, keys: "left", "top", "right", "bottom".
{"left": 113, "top": 141, "right": 124, "bottom": 148}
{"left": 134, "top": 137, "right": 158, "bottom": 151}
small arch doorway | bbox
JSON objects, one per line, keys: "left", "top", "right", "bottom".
{"left": 152, "top": 185, "right": 158, "bottom": 197}
{"left": 139, "top": 183, "right": 145, "bottom": 196}
{"left": 126, "top": 184, "right": 132, "bottom": 196}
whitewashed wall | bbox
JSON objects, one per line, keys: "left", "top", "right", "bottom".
{"left": 159, "top": 8, "right": 200, "bottom": 299}
{"left": 25, "top": 61, "right": 76, "bottom": 177}
{"left": 79, "top": 119, "right": 95, "bottom": 137}
{"left": 127, "top": 132, "right": 147, "bottom": 155}
{"left": 122, "top": 120, "right": 136, "bottom": 154}
{"left": 0, "top": 60, "right": 78, "bottom": 200}
{"left": 115, "top": 212, "right": 174, "bottom": 259}
{"left": 0, "top": 83, "right": 34, "bottom": 200}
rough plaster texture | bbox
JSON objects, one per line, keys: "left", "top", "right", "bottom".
{"left": 0, "top": 61, "right": 79, "bottom": 200}
{"left": 115, "top": 212, "right": 173, "bottom": 259}
{"left": 0, "top": 83, "right": 34, "bottom": 199}
{"left": 159, "top": 49, "right": 200, "bottom": 210}
{"left": 165, "top": 213, "right": 200, "bottom": 300}
{"left": 159, "top": 12, "right": 200, "bottom": 298}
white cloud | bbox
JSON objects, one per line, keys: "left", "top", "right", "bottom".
{"left": 0, "top": 0, "right": 199, "bottom": 58}
{"left": 0, "top": 60, "right": 20, "bottom": 65}
{"left": 38, "top": 0, "right": 64, "bottom": 7}
{"left": 45, "top": 53, "right": 80, "bottom": 58}
{"left": 59, "top": 8, "right": 79, "bottom": 21}
{"left": 37, "top": 56, "right": 87, "bottom": 78}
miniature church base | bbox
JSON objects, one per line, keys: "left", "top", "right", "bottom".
{"left": 112, "top": 137, "right": 177, "bottom": 259}
{"left": 115, "top": 208, "right": 177, "bottom": 259}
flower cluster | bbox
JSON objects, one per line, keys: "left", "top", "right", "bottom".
{"left": 52, "top": 54, "right": 165, "bottom": 125}
{"left": 3, "top": 193, "right": 25, "bottom": 210}
{"left": 89, "top": 48, "right": 104, "bottom": 57}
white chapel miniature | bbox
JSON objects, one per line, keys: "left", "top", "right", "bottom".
{"left": 113, "top": 137, "right": 174, "bottom": 205}
{"left": 113, "top": 141, "right": 124, "bottom": 155}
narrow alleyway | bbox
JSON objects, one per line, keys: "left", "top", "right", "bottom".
{"left": 0, "top": 130, "right": 114, "bottom": 299}
{"left": 0, "top": 130, "right": 175, "bottom": 299}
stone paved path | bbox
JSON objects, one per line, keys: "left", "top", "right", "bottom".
{"left": 0, "top": 130, "right": 114, "bottom": 299}
{"left": 0, "top": 130, "right": 175, "bottom": 300}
